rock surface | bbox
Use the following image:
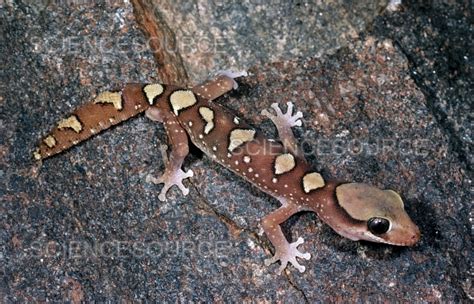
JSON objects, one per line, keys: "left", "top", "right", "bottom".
{"left": 1, "top": 0, "right": 471, "bottom": 302}
{"left": 149, "top": 0, "right": 389, "bottom": 82}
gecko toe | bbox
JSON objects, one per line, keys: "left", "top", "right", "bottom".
{"left": 146, "top": 174, "right": 163, "bottom": 185}
{"left": 158, "top": 183, "right": 172, "bottom": 201}
{"left": 292, "top": 237, "right": 304, "bottom": 247}
{"left": 148, "top": 167, "right": 193, "bottom": 201}
{"left": 261, "top": 109, "right": 271, "bottom": 117}
{"left": 264, "top": 255, "right": 278, "bottom": 267}
{"left": 158, "top": 192, "right": 167, "bottom": 202}
{"left": 271, "top": 103, "right": 283, "bottom": 115}
{"left": 300, "top": 252, "right": 311, "bottom": 260}
{"left": 277, "top": 262, "right": 288, "bottom": 275}
{"left": 185, "top": 169, "right": 194, "bottom": 178}
{"left": 289, "top": 258, "right": 306, "bottom": 273}
{"left": 177, "top": 182, "right": 190, "bottom": 196}
{"left": 217, "top": 70, "right": 248, "bottom": 79}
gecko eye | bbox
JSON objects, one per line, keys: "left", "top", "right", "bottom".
{"left": 367, "top": 217, "right": 390, "bottom": 234}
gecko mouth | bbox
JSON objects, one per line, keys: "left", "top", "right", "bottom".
{"left": 395, "top": 228, "right": 421, "bottom": 246}
{"left": 367, "top": 226, "right": 421, "bottom": 246}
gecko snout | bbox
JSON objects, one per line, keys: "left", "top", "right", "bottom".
{"left": 407, "top": 225, "right": 421, "bottom": 246}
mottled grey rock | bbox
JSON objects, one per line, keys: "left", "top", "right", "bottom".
{"left": 372, "top": 0, "right": 473, "bottom": 171}
{"left": 1, "top": 0, "right": 471, "bottom": 302}
{"left": 156, "top": 0, "right": 389, "bottom": 82}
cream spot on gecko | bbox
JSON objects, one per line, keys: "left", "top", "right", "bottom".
{"left": 143, "top": 83, "right": 164, "bottom": 105}
{"left": 94, "top": 91, "right": 123, "bottom": 110}
{"left": 57, "top": 115, "right": 82, "bottom": 133}
{"left": 43, "top": 135, "right": 57, "bottom": 148}
{"left": 274, "top": 153, "right": 296, "bottom": 175}
{"left": 243, "top": 156, "right": 251, "bottom": 163}
{"left": 33, "top": 149, "right": 41, "bottom": 160}
{"left": 228, "top": 129, "right": 256, "bottom": 152}
{"left": 169, "top": 90, "right": 197, "bottom": 115}
{"left": 198, "top": 107, "right": 215, "bottom": 134}
{"left": 302, "top": 172, "right": 325, "bottom": 193}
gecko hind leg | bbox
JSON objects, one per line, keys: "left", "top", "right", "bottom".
{"left": 145, "top": 107, "right": 193, "bottom": 201}
{"left": 261, "top": 102, "right": 304, "bottom": 159}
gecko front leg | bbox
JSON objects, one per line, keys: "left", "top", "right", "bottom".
{"left": 261, "top": 102, "right": 304, "bottom": 159}
{"left": 261, "top": 201, "right": 311, "bottom": 274}
{"left": 145, "top": 107, "right": 193, "bottom": 201}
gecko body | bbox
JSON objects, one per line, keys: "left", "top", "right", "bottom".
{"left": 35, "top": 72, "right": 420, "bottom": 274}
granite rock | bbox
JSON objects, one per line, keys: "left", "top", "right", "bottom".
{"left": 1, "top": 0, "right": 471, "bottom": 302}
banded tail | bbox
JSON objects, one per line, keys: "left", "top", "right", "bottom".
{"left": 34, "top": 83, "right": 171, "bottom": 160}
{"left": 34, "top": 75, "right": 236, "bottom": 160}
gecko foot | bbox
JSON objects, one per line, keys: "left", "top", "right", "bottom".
{"left": 264, "top": 237, "right": 311, "bottom": 274}
{"left": 146, "top": 168, "right": 194, "bottom": 201}
{"left": 261, "top": 102, "right": 303, "bottom": 128}
{"left": 215, "top": 70, "right": 248, "bottom": 89}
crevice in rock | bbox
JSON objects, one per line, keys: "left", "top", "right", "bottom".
{"left": 191, "top": 179, "right": 312, "bottom": 299}
{"left": 131, "top": 0, "right": 189, "bottom": 85}
{"left": 190, "top": 180, "right": 266, "bottom": 248}
{"left": 393, "top": 40, "right": 471, "bottom": 172}
{"left": 286, "top": 273, "right": 310, "bottom": 303}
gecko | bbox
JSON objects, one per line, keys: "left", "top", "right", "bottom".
{"left": 34, "top": 72, "right": 420, "bottom": 274}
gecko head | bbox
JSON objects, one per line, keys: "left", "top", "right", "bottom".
{"left": 334, "top": 183, "right": 420, "bottom": 246}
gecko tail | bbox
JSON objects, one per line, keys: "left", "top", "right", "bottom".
{"left": 33, "top": 74, "right": 237, "bottom": 161}
{"left": 34, "top": 83, "right": 166, "bottom": 160}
